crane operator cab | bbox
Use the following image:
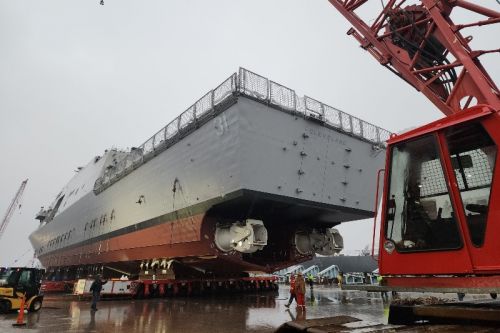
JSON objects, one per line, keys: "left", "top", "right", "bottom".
{"left": 379, "top": 105, "right": 500, "bottom": 292}
{"left": 327, "top": 0, "right": 499, "bottom": 294}
{"left": 0, "top": 267, "right": 45, "bottom": 313}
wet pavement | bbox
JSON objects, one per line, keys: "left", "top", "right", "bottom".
{"left": 0, "top": 285, "right": 497, "bottom": 333}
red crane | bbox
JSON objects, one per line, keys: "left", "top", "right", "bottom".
{"left": 329, "top": 1, "right": 500, "bottom": 293}
{"left": 0, "top": 179, "right": 28, "bottom": 242}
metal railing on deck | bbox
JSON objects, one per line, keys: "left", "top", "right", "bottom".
{"left": 94, "top": 68, "right": 391, "bottom": 193}
{"left": 239, "top": 68, "right": 391, "bottom": 143}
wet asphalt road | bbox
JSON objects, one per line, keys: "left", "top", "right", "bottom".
{"left": 0, "top": 285, "right": 496, "bottom": 333}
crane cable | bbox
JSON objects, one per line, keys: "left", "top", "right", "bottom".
{"left": 7, "top": 248, "right": 34, "bottom": 267}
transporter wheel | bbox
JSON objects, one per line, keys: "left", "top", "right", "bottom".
{"left": 133, "top": 284, "right": 145, "bottom": 299}
{"left": 29, "top": 297, "right": 43, "bottom": 312}
{"left": 0, "top": 300, "right": 11, "bottom": 313}
{"left": 64, "top": 283, "right": 73, "bottom": 293}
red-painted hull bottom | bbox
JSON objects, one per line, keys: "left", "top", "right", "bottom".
{"left": 38, "top": 212, "right": 308, "bottom": 277}
{"left": 40, "top": 213, "right": 210, "bottom": 268}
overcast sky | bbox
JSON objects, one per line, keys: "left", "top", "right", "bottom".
{"left": 0, "top": 1, "right": 498, "bottom": 266}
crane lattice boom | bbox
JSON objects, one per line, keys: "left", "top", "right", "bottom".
{"left": 0, "top": 179, "right": 28, "bottom": 240}
{"left": 328, "top": 0, "right": 500, "bottom": 116}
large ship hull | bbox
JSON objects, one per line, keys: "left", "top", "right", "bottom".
{"left": 30, "top": 69, "right": 388, "bottom": 278}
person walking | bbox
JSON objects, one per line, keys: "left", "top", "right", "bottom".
{"left": 377, "top": 275, "right": 388, "bottom": 302}
{"left": 90, "top": 275, "right": 107, "bottom": 311}
{"left": 307, "top": 273, "right": 314, "bottom": 290}
{"left": 295, "top": 272, "right": 306, "bottom": 310}
{"left": 337, "top": 271, "right": 343, "bottom": 287}
{"left": 285, "top": 274, "right": 296, "bottom": 308}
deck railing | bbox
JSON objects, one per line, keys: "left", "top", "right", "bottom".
{"left": 94, "top": 68, "right": 391, "bottom": 193}
{"left": 239, "top": 68, "right": 390, "bottom": 144}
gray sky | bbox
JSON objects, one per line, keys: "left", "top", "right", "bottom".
{"left": 0, "top": 0, "right": 498, "bottom": 266}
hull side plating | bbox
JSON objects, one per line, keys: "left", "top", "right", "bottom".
{"left": 31, "top": 96, "right": 385, "bottom": 275}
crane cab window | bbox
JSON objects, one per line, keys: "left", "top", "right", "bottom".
{"left": 385, "top": 135, "right": 462, "bottom": 252}
{"left": 445, "top": 123, "right": 496, "bottom": 247}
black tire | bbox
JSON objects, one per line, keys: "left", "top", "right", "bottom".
{"left": 133, "top": 284, "right": 144, "bottom": 299}
{"left": 64, "top": 283, "right": 73, "bottom": 293}
{"left": 0, "top": 300, "right": 11, "bottom": 313}
{"left": 29, "top": 297, "right": 43, "bottom": 312}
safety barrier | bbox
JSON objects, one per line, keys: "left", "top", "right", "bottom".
{"left": 94, "top": 68, "right": 391, "bottom": 193}
{"left": 239, "top": 68, "right": 390, "bottom": 143}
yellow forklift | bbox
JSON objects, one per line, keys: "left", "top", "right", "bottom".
{"left": 0, "top": 267, "right": 45, "bottom": 313}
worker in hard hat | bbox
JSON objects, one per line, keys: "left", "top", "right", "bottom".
{"left": 337, "top": 271, "right": 343, "bottom": 287}
{"left": 307, "top": 273, "right": 314, "bottom": 290}
{"left": 295, "top": 272, "right": 306, "bottom": 310}
{"left": 285, "top": 274, "right": 296, "bottom": 308}
{"left": 377, "top": 275, "right": 388, "bottom": 302}
{"left": 90, "top": 275, "right": 108, "bottom": 311}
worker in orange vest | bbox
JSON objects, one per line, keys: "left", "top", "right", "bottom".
{"left": 295, "top": 272, "right": 306, "bottom": 310}
{"left": 285, "top": 274, "right": 296, "bottom": 308}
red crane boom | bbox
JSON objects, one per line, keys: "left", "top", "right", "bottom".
{"left": 328, "top": 0, "right": 500, "bottom": 116}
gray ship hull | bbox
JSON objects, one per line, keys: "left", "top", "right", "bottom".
{"left": 29, "top": 69, "right": 388, "bottom": 277}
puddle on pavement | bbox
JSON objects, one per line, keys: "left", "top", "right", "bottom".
{"left": 0, "top": 286, "right": 389, "bottom": 333}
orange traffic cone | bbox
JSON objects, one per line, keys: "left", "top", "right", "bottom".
{"left": 12, "top": 293, "right": 27, "bottom": 327}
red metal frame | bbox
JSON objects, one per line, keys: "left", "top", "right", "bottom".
{"left": 45, "top": 276, "right": 278, "bottom": 298}
{"left": 328, "top": 0, "right": 499, "bottom": 116}
{"left": 41, "top": 280, "right": 75, "bottom": 293}
{"left": 329, "top": 1, "right": 500, "bottom": 291}
{"left": 118, "top": 277, "right": 277, "bottom": 298}
{"left": 386, "top": 275, "right": 500, "bottom": 291}
{"left": 378, "top": 107, "right": 500, "bottom": 281}
{"left": 371, "top": 169, "right": 385, "bottom": 259}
